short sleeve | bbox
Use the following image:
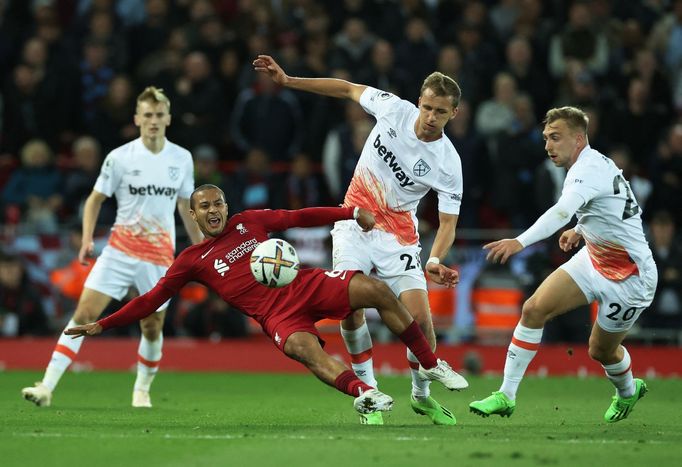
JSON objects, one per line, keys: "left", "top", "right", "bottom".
{"left": 93, "top": 152, "right": 122, "bottom": 197}
{"left": 359, "top": 87, "right": 404, "bottom": 119}
{"left": 436, "top": 156, "right": 463, "bottom": 215}
{"left": 178, "top": 153, "right": 195, "bottom": 199}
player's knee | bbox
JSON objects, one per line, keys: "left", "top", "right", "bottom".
{"left": 283, "top": 333, "right": 313, "bottom": 364}
{"left": 73, "top": 306, "right": 101, "bottom": 324}
{"left": 140, "top": 317, "right": 163, "bottom": 340}
{"left": 521, "top": 296, "right": 546, "bottom": 325}
{"left": 587, "top": 337, "right": 610, "bottom": 363}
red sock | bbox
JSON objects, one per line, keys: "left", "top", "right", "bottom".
{"left": 334, "top": 370, "right": 373, "bottom": 397}
{"left": 398, "top": 321, "right": 437, "bottom": 369}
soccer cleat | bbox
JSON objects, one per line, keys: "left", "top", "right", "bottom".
{"left": 418, "top": 359, "right": 469, "bottom": 391}
{"left": 359, "top": 411, "right": 384, "bottom": 425}
{"left": 132, "top": 390, "right": 152, "bottom": 408}
{"left": 353, "top": 388, "right": 393, "bottom": 414}
{"left": 411, "top": 396, "right": 456, "bottom": 425}
{"left": 604, "top": 378, "right": 647, "bottom": 423}
{"left": 469, "top": 391, "right": 516, "bottom": 418}
{"left": 21, "top": 382, "right": 52, "bottom": 407}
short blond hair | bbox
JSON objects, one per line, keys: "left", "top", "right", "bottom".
{"left": 543, "top": 106, "right": 588, "bottom": 135}
{"left": 136, "top": 86, "right": 170, "bottom": 111}
{"left": 420, "top": 72, "right": 461, "bottom": 107}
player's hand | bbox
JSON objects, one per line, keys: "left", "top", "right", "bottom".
{"left": 426, "top": 262, "right": 459, "bottom": 288}
{"left": 483, "top": 239, "right": 523, "bottom": 264}
{"left": 355, "top": 208, "right": 375, "bottom": 232}
{"left": 559, "top": 229, "right": 582, "bottom": 252}
{"left": 78, "top": 240, "right": 95, "bottom": 265}
{"left": 64, "top": 323, "right": 102, "bottom": 338}
{"left": 252, "top": 55, "right": 289, "bottom": 86}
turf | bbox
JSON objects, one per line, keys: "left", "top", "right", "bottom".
{"left": 3, "top": 371, "right": 681, "bottom": 467}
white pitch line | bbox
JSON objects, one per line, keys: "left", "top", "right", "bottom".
{"left": 10, "top": 432, "right": 667, "bottom": 444}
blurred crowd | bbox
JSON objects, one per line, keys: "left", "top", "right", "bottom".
{"left": 0, "top": 0, "right": 681, "bottom": 341}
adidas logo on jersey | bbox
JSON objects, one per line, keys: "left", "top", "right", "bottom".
{"left": 373, "top": 134, "right": 415, "bottom": 188}
{"left": 128, "top": 184, "right": 178, "bottom": 198}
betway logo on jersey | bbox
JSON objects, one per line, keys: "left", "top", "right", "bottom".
{"left": 128, "top": 184, "right": 178, "bottom": 198}
{"left": 373, "top": 134, "right": 415, "bottom": 188}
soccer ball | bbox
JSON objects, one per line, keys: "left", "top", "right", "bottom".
{"left": 250, "top": 238, "right": 300, "bottom": 288}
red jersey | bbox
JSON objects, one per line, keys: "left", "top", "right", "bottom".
{"left": 98, "top": 207, "right": 357, "bottom": 337}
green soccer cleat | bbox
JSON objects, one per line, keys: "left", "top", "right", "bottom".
{"left": 469, "top": 391, "right": 515, "bottom": 418}
{"left": 604, "top": 378, "right": 648, "bottom": 423}
{"left": 411, "top": 396, "right": 456, "bottom": 425}
{"left": 359, "top": 411, "right": 384, "bottom": 425}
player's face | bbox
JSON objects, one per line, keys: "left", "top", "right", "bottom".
{"left": 134, "top": 101, "right": 171, "bottom": 141}
{"left": 190, "top": 189, "right": 229, "bottom": 237}
{"left": 543, "top": 119, "right": 585, "bottom": 168}
{"left": 416, "top": 88, "right": 457, "bottom": 142}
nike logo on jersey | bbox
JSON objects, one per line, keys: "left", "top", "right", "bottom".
{"left": 373, "top": 134, "right": 415, "bottom": 188}
{"left": 201, "top": 246, "right": 215, "bottom": 259}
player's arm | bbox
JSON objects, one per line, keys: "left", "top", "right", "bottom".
{"left": 64, "top": 282, "right": 176, "bottom": 337}
{"left": 425, "top": 212, "right": 459, "bottom": 287}
{"left": 484, "top": 191, "right": 585, "bottom": 264}
{"left": 248, "top": 206, "right": 375, "bottom": 231}
{"left": 79, "top": 190, "right": 108, "bottom": 265}
{"left": 177, "top": 197, "right": 204, "bottom": 244}
{"left": 253, "top": 54, "right": 366, "bottom": 102}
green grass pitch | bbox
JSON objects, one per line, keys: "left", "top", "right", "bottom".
{"left": 3, "top": 371, "right": 681, "bottom": 467}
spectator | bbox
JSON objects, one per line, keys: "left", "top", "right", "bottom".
{"left": 89, "top": 74, "right": 137, "bottom": 153}
{"left": 170, "top": 51, "right": 224, "bottom": 149}
{"left": 286, "top": 152, "right": 329, "bottom": 210}
{"left": 193, "top": 143, "right": 227, "bottom": 188}
{"left": 229, "top": 147, "right": 284, "bottom": 213}
{"left": 475, "top": 71, "right": 517, "bottom": 140}
{"left": 641, "top": 211, "right": 682, "bottom": 329}
{"left": 63, "top": 136, "right": 115, "bottom": 225}
{"left": 0, "top": 250, "right": 49, "bottom": 336}
{"left": 548, "top": 0, "right": 609, "bottom": 79}
{"left": 230, "top": 72, "right": 304, "bottom": 162}
{"left": 1, "top": 139, "right": 63, "bottom": 234}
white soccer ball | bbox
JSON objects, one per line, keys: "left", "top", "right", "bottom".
{"left": 250, "top": 238, "right": 300, "bottom": 288}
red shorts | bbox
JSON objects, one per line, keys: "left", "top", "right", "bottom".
{"left": 258, "top": 268, "right": 360, "bottom": 351}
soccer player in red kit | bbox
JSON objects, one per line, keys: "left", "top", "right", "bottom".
{"left": 66, "top": 184, "right": 467, "bottom": 417}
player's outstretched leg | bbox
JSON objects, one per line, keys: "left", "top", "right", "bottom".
{"left": 604, "top": 378, "right": 647, "bottom": 423}
{"left": 411, "top": 395, "right": 456, "bottom": 425}
{"left": 469, "top": 391, "right": 516, "bottom": 418}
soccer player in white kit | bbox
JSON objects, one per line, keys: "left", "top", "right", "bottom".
{"left": 254, "top": 55, "right": 469, "bottom": 426}
{"left": 22, "top": 87, "right": 204, "bottom": 408}
{"left": 469, "top": 107, "right": 657, "bottom": 423}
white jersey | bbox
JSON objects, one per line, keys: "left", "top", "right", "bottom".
{"left": 94, "top": 138, "right": 194, "bottom": 267}
{"left": 564, "top": 145, "right": 653, "bottom": 281}
{"left": 342, "top": 87, "right": 463, "bottom": 246}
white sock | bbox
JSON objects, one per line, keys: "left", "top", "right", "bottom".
{"left": 134, "top": 333, "right": 163, "bottom": 392}
{"left": 602, "top": 346, "right": 635, "bottom": 398}
{"left": 340, "top": 322, "right": 377, "bottom": 387}
{"left": 42, "top": 319, "right": 84, "bottom": 391}
{"left": 499, "top": 323, "right": 543, "bottom": 400}
{"left": 407, "top": 349, "right": 430, "bottom": 399}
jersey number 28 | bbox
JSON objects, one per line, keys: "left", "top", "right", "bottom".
{"left": 612, "top": 174, "right": 639, "bottom": 220}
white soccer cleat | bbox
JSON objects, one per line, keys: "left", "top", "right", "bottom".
{"left": 132, "top": 390, "right": 152, "bottom": 408}
{"left": 418, "top": 358, "right": 469, "bottom": 391}
{"left": 353, "top": 388, "right": 393, "bottom": 414}
{"left": 21, "top": 382, "right": 52, "bottom": 407}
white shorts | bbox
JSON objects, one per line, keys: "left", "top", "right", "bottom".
{"left": 331, "top": 220, "right": 426, "bottom": 296}
{"left": 560, "top": 247, "right": 658, "bottom": 333}
{"left": 84, "top": 245, "right": 170, "bottom": 312}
